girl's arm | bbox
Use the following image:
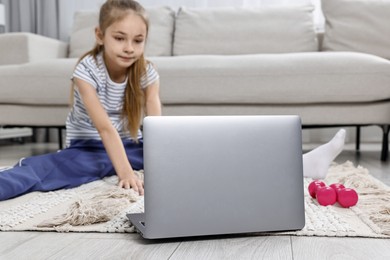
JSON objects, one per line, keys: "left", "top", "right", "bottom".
{"left": 144, "top": 79, "right": 162, "bottom": 116}
{"left": 73, "top": 78, "right": 144, "bottom": 195}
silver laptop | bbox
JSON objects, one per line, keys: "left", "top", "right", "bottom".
{"left": 127, "top": 115, "right": 305, "bottom": 239}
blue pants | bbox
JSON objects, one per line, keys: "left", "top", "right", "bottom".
{"left": 0, "top": 139, "right": 143, "bottom": 201}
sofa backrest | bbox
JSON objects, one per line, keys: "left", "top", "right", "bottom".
{"left": 68, "top": 5, "right": 319, "bottom": 58}
{"left": 173, "top": 5, "right": 318, "bottom": 56}
{"left": 321, "top": 0, "right": 390, "bottom": 60}
{"left": 68, "top": 6, "right": 175, "bottom": 58}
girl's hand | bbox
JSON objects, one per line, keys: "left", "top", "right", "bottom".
{"left": 118, "top": 173, "right": 144, "bottom": 195}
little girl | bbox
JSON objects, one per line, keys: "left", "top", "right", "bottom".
{"left": 0, "top": 0, "right": 159, "bottom": 200}
{"left": 0, "top": 0, "right": 346, "bottom": 201}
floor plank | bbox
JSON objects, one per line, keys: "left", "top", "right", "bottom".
{"left": 0, "top": 232, "right": 40, "bottom": 256}
{"left": 47, "top": 233, "right": 180, "bottom": 260}
{"left": 292, "top": 236, "right": 390, "bottom": 260}
{"left": 170, "top": 235, "right": 293, "bottom": 260}
{"left": 0, "top": 232, "right": 180, "bottom": 260}
{"left": 0, "top": 232, "right": 87, "bottom": 259}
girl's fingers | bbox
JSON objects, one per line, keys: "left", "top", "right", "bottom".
{"left": 118, "top": 178, "right": 144, "bottom": 195}
{"left": 137, "top": 181, "right": 144, "bottom": 195}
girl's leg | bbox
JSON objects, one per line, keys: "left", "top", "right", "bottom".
{"left": 32, "top": 139, "right": 144, "bottom": 190}
{"left": 0, "top": 139, "right": 144, "bottom": 201}
{"left": 0, "top": 146, "right": 99, "bottom": 201}
{"left": 0, "top": 163, "right": 45, "bottom": 200}
{"left": 303, "top": 129, "right": 346, "bottom": 179}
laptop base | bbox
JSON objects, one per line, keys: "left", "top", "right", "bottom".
{"left": 127, "top": 213, "right": 146, "bottom": 237}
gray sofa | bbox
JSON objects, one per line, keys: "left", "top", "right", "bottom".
{"left": 0, "top": 0, "right": 390, "bottom": 160}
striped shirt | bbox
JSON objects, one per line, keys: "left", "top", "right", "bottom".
{"left": 65, "top": 52, "right": 159, "bottom": 147}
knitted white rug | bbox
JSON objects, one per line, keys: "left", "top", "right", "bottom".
{"left": 1, "top": 161, "right": 390, "bottom": 238}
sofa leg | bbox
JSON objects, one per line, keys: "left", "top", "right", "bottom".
{"left": 380, "top": 125, "right": 390, "bottom": 162}
{"left": 32, "top": 127, "right": 38, "bottom": 143}
{"left": 45, "top": 127, "right": 50, "bottom": 142}
{"left": 58, "top": 127, "right": 63, "bottom": 150}
{"left": 356, "top": 126, "right": 361, "bottom": 151}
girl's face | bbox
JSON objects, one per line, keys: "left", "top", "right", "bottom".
{"left": 96, "top": 12, "right": 147, "bottom": 81}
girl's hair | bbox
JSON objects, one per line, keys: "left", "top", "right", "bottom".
{"left": 74, "top": 0, "right": 149, "bottom": 140}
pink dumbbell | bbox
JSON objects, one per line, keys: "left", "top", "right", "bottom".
{"left": 329, "top": 183, "right": 359, "bottom": 208}
{"left": 316, "top": 186, "right": 337, "bottom": 206}
{"left": 308, "top": 180, "right": 336, "bottom": 206}
{"left": 308, "top": 180, "right": 326, "bottom": 198}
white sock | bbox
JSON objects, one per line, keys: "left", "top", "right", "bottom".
{"left": 302, "top": 129, "right": 346, "bottom": 179}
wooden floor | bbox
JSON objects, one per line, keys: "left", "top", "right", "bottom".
{"left": 0, "top": 139, "right": 390, "bottom": 260}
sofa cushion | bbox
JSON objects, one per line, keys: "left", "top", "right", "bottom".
{"left": 322, "top": 0, "right": 390, "bottom": 59}
{"left": 173, "top": 5, "right": 317, "bottom": 56}
{"left": 68, "top": 6, "right": 175, "bottom": 58}
{"left": 150, "top": 52, "right": 390, "bottom": 105}
{"left": 0, "top": 59, "right": 77, "bottom": 106}
{"left": 68, "top": 11, "right": 97, "bottom": 59}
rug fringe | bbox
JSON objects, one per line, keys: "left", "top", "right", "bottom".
{"left": 37, "top": 186, "right": 140, "bottom": 228}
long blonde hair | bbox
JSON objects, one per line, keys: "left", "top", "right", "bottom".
{"left": 73, "top": 0, "right": 149, "bottom": 140}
